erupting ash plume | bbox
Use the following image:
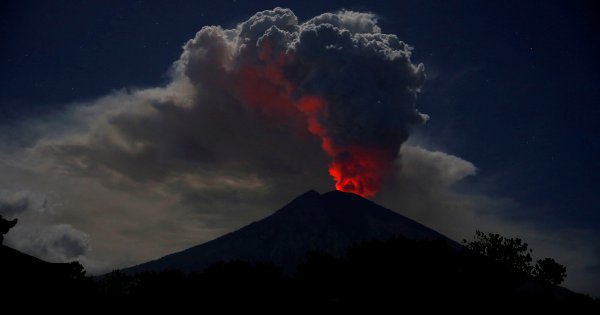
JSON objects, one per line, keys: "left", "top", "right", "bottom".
{"left": 178, "top": 8, "right": 427, "bottom": 197}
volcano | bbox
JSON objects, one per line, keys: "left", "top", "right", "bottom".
{"left": 123, "top": 190, "right": 459, "bottom": 274}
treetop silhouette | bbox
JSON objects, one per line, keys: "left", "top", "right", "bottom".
{"left": 0, "top": 215, "right": 17, "bottom": 245}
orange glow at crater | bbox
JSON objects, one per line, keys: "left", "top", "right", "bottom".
{"left": 327, "top": 146, "right": 391, "bottom": 198}
{"left": 297, "top": 96, "right": 391, "bottom": 198}
{"left": 237, "top": 42, "right": 394, "bottom": 198}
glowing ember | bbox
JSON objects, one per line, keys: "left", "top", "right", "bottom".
{"left": 297, "top": 96, "right": 391, "bottom": 197}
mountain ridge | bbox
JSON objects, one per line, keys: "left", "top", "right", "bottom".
{"left": 122, "top": 190, "right": 459, "bottom": 274}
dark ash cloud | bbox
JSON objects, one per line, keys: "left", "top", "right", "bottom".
{"left": 45, "top": 8, "right": 426, "bottom": 197}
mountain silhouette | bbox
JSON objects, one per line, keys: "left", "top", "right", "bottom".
{"left": 123, "top": 190, "right": 459, "bottom": 274}
{"left": 3, "top": 192, "right": 596, "bottom": 310}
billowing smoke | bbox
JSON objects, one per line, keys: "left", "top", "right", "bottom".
{"left": 0, "top": 190, "right": 90, "bottom": 262}
{"left": 176, "top": 8, "right": 427, "bottom": 197}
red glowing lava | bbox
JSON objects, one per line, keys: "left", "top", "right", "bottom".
{"left": 297, "top": 96, "right": 391, "bottom": 198}
{"left": 237, "top": 44, "right": 393, "bottom": 198}
{"left": 326, "top": 145, "right": 392, "bottom": 198}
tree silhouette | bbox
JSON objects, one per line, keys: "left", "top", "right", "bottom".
{"left": 81, "top": 235, "right": 596, "bottom": 311}
{"left": 0, "top": 215, "right": 18, "bottom": 245}
{"left": 534, "top": 257, "right": 567, "bottom": 285}
{"left": 464, "top": 230, "right": 533, "bottom": 274}
{"left": 464, "top": 230, "right": 569, "bottom": 287}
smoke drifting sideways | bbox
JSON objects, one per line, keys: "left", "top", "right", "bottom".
{"left": 178, "top": 8, "right": 427, "bottom": 197}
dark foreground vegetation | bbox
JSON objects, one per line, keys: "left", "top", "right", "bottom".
{"left": 2, "top": 235, "right": 598, "bottom": 312}
{"left": 1, "top": 215, "right": 597, "bottom": 312}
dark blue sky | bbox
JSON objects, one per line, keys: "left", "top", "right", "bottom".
{"left": 1, "top": 0, "right": 598, "bottom": 241}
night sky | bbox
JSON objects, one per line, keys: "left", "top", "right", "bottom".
{"left": 1, "top": 1, "right": 599, "bottom": 296}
